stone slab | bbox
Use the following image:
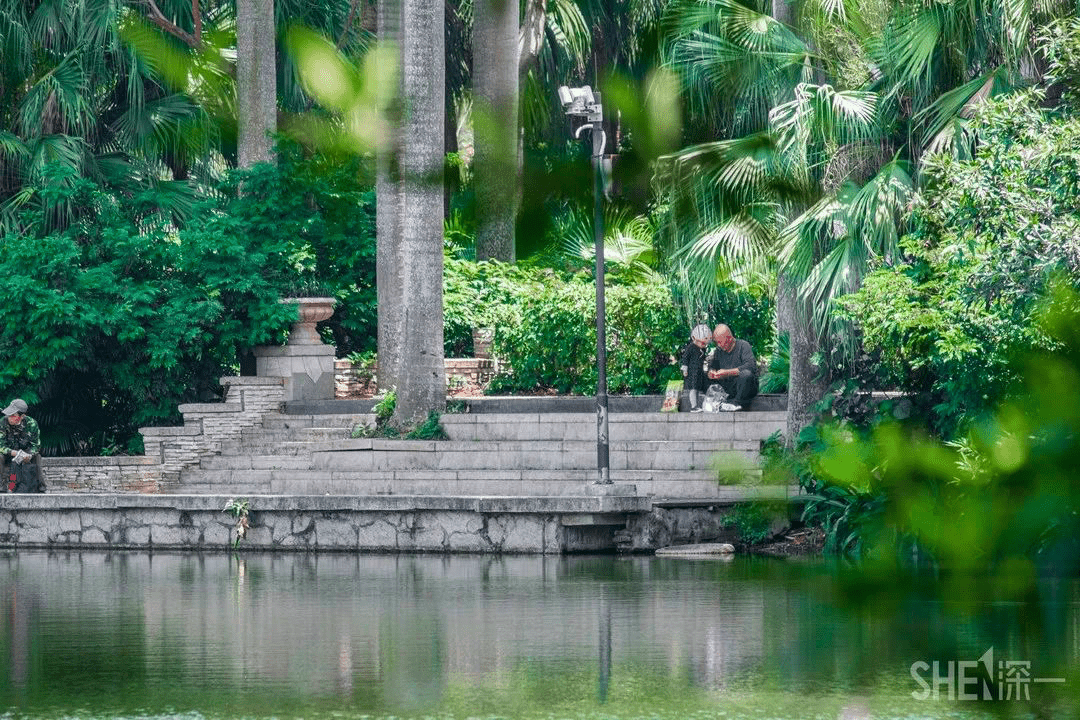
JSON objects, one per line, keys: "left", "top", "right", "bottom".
{"left": 655, "top": 542, "right": 735, "bottom": 555}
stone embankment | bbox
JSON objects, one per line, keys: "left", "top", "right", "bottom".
{"left": 4, "top": 377, "right": 793, "bottom": 553}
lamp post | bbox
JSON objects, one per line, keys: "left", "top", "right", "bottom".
{"left": 558, "top": 85, "right": 610, "bottom": 485}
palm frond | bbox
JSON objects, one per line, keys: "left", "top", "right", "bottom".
{"left": 25, "top": 134, "right": 86, "bottom": 182}
{"left": 0, "top": 2, "right": 33, "bottom": 80}
{"left": 882, "top": 4, "right": 943, "bottom": 96}
{"left": 913, "top": 66, "right": 1013, "bottom": 151}
{"left": 558, "top": 205, "right": 664, "bottom": 283}
{"left": 998, "top": 0, "right": 1033, "bottom": 59}
{"left": 663, "top": 0, "right": 812, "bottom": 133}
{"left": 843, "top": 159, "right": 914, "bottom": 263}
{"left": 548, "top": 0, "right": 591, "bottom": 70}
{"left": 770, "top": 83, "right": 880, "bottom": 172}
{"left": 923, "top": 116, "right": 977, "bottom": 160}
{"left": 17, "top": 53, "right": 93, "bottom": 138}
{"left": 777, "top": 158, "right": 913, "bottom": 350}
{"left": 685, "top": 210, "right": 775, "bottom": 267}
{"left": 28, "top": 0, "right": 76, "bottom": 53}
{"left": 110, "top": 93, "right": 214, "bottom": 164}
{"left": 0, "top": 131, "right": 29, "bottom": 161}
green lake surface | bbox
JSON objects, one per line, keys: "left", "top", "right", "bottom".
{"left": 1, "top": 550, "right": 1077, "bottom": 719}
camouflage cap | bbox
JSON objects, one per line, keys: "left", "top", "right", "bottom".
{"left": 3, "top": 398, "right": 27, "bottom": 416}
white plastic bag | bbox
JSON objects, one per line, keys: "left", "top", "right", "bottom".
{"left": 701, "top": 384, "right": 729, "bottom": 413}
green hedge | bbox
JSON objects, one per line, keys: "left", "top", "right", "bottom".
{"left": 444, "top": 259, "right": 773, "bottom": 395}
{"left": 0, "top": 143, "right": 377, "bottom": 455}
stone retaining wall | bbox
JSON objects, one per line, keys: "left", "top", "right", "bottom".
{"left": 0, "top": 494, "right": 652, "bottom": 553}
{"left": 41, "top": 456, "right": 161, "bottom": 494}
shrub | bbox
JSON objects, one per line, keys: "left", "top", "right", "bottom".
{"left": 0, "top": 169, "right": 294, "bottom": 454}
{"left": 444, "top": 260, "right": 773, "bottom": 395}
{"left": 220, "top": 141, "right": 377, "bottom": 357}
{"left": 837, "top": 91, "right": 1080, "bottom": 436}
{"left": 0, "top": 140, "right": 377, "bottom": 454}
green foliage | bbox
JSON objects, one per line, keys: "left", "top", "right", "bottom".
{"left": 223, "top": 498, "right": 251, "bottom": 519}
{"left": 759, "top": 332, "right": 790, "bottom": 393}
{"left": 223, "top": 497, "right": 252, "bottom": 548}
{"left": 442, "top": 257, "right": 547, "bottom": 356}
{"left": 446, "top": 259, "right": 772, "bottom": 395}
{"left": 373, "top": 389, "right": 397, "bottom": 425}
{"left": 837, "top": 92, "right": 1080, "bottom": 436}
{"left": 720, "top": 501, "right": 780, "bottom": 546}
{"left": 222, "top": 140, "right": 377, "bottom": 356}
{"left": 404, "top": 411, "right": 449, "bottom": 440}
{"left": 351, "top": 401, "right": 447, "bottom": 441}
{"left": 772, "top": 282, "right": 1080, "bottom": 572}
{"left": 0, "top": 166, "right": 296, "bottom": 454}
{"left": 1039, "top": 17, "right": 1080, "bottom": 106}
{"left": 0, "top": 137, "right": 375, "bottom": 455}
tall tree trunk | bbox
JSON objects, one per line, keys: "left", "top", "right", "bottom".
{"left": 377, "top": 0, "right": 447, "bottom": 423}
{"left": 771, "top": 0, "right": 793, "bottom": 25}
{"left": 236, "top": 0, "right": 276, "bottom": 167}
{"left": 472, "top": 0, "right": 519, "bottom": 262}
{"left": 769, "top": 0, "right": 826, "bottom": 445}
{"left": 778, "top": 270, "right": 826, "bottom": 446}
{"left": 377, "top": 0, "right": 405, "bottom": 395}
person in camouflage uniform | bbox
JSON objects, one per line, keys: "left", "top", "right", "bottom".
{"left": 1, "top": 398, "right": 43, "bottom": 493}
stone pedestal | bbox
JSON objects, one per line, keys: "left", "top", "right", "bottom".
{"left": 254, "top": 344, "right": 336, "bottom": 402}
{"left": 255, "top": 297, "right": 337, "bottom": 402}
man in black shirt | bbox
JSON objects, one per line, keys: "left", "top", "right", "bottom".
{"left": 706, "top": 324, "right": 759, "bottom": 411}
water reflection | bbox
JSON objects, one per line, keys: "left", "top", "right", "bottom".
{"left": 0, "top": 550, "right": 1076, "bottom": 719}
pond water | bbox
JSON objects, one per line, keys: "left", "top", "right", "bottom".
{"left": 1, "top": 550, "right": 1077, "bottom": 720}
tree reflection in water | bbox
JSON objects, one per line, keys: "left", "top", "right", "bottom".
{"left": 0, "top": 551, "right": 1074, "bottom": 719}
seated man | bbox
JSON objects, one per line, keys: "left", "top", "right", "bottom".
{"left": 1, "top": 398, "right": 43, "bottom": 493}
{"left": 706, "top": 324, "right": 759, "bottom": 411}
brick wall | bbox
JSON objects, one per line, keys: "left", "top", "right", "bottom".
{"left": 43, "top": 376, "right": 285, "bottom": 494}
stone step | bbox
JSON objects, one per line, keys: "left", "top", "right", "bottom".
{"left": 200, "top": 454, "right": 315, "bottom": 470}
{"left": 191, "top": 442, "right": 758, "bottom": 476}
{"left": 440, "top": 411, "right": 784, "bottom": 442}
{"left": 232, "top": 411, "right": 783, "bottom": 448}
{"left": 287, "top": 394, "right": 788, "bottom": 414}
{"left": 261, "top": 413, "right": 375, "bottom": 430}
{"left": 178, "top": 467, "right": 777, "bottom": 498}
{"left": 306, "top": 440, "right": 759, "bottom": 472}
{"left": 218, "top": 440, "right": 325, "bottom": 456}
{"left": 237, "top": 427, "right": 358, "bottom": 444}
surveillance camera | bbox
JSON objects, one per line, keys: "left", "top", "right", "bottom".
{"left": 558, "top": 86, "right": 574, "bottom": 109}
{"left": 559, "top": 85, "right": 596, "bottom": 115}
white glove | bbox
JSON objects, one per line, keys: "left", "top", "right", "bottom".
{"left": 12, "top": 450, "right": 30, "bottom": 465}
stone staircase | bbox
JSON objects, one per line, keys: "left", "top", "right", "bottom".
{"left": 177, "top": 408, "right": 787, "bottom": 501}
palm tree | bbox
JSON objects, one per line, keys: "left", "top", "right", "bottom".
{"left": 472, "top": 0, "right": 519, "bottom": 261}
{"left": 656, "top": 0, "right": 1073, "bottom": 439}
{"left": 236, "top": 0, "right": 277, "bottom": 167}
{"left": 0, "top": 0, "right": 221, "bottom": 232}
{"left": 376, "top": 0, "right": 446, "bottom": 423}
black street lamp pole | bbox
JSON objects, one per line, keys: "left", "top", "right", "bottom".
{"left": 591, "top": 96, "right": 609, "bottom": 485}
{"left": 557, "top": 84, "right": 610, "bottom": 485}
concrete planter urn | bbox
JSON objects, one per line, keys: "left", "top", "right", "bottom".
{"left": 281, "top": 297, "right": 336, "bottom": 345}
{"left": 254, "top": 297, "right": 338, "bottom": 402}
